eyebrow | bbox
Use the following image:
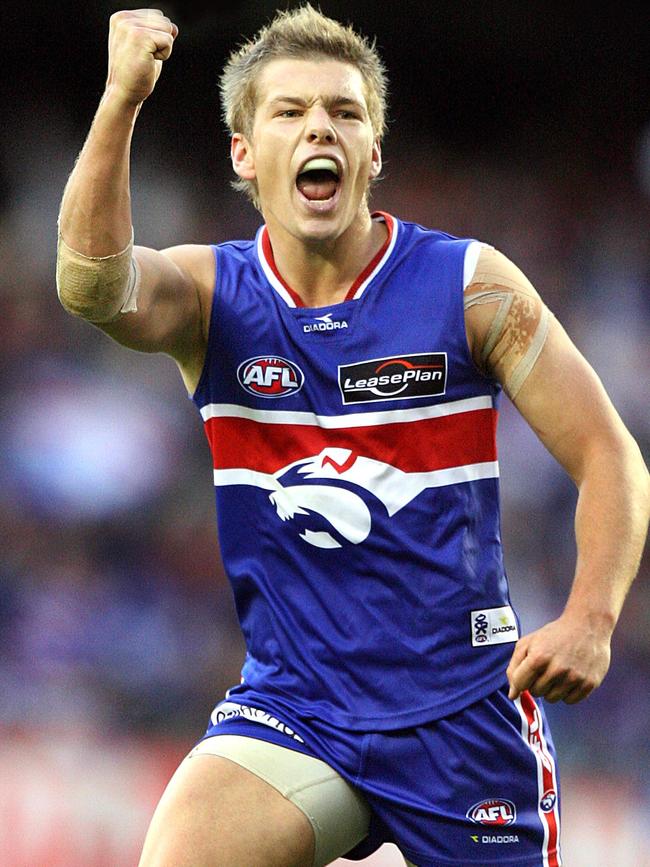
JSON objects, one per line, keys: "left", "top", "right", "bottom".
{"left": 268, "top": 95, "right": 366, "bottom": 112}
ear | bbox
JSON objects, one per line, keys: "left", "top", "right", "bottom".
{"left": 231, "top": 133, "right": 256, "bottom": 181}
{"left": 368, "top": 137, "right": 382, "bottom": 180}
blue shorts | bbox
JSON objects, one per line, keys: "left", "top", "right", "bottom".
{"left": 199, "top": 685, "right": 562, "bottom": 866}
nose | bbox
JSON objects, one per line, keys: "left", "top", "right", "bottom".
{"left": 305, "top": 106, "right": 337, "bottom": 144}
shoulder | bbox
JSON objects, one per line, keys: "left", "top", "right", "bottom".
{"left": 395, "top": 216, "right": 466, "bottom": 247}
{"left": 396, "top": 217, "right": 483, "bottom": 268}
{"left": 463, "top": 245, "right": 550, "bottom": 398}
{"left": 466, "top": 245, "right": 537, "bottom": 293}
{"left": 159, "top": 243, "right": 216, "bottom": 294}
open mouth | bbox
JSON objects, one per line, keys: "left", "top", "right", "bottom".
{"left": 296, "top": 158, "right": 341, "bottom": 202}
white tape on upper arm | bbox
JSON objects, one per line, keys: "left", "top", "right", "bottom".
{"left": 463, "top": 246, "right": 551, "bottom": 398}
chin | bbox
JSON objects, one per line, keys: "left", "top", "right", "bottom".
{"left": 297, "top": 217, "right": 342, "bottom": 241}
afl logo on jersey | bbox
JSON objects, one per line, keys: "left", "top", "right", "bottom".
{"left": 237, "top": 356, "right": 304, "bottom": 398}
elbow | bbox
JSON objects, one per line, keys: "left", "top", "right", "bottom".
{"left": 574, "top": 424, "right": 648, "bottom": 487}
{"left": 56, "top": 233, "right": 134, "bottom": 323}
{"left": 635, "top": 440, "right": 650, "bottom": 521}
{"left": 56, "top": 269, "right": 123, "bottom": 323}
{"left": 620, "top": 428, "right": 650, "bottom": 500}
{"left": 593, "top": 428, "right": 650, "bottom": 519}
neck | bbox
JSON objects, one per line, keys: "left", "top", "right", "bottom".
{"left": 263, "top": 208, "right": 387, "bottom": 307}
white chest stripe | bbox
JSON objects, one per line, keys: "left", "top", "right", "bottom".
{"left": 200, "top": 394, "right": 494, "bottom": 427}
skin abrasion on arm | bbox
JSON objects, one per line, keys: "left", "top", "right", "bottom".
{"left": 464, "top": 246, "right": 551, "bottom": 399}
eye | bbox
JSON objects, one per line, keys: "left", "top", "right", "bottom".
{"left": 277, "top": 109, "right": 302, "bottom": 118}
{"left": 334, "top": 110, "right": 360, "bottom": 120}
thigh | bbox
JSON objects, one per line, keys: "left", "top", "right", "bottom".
{"left": 138, "top": 744, "right": 313, "bottom": 867}
{"left": 138, "top": 734, "right": 371, "bottom": 867}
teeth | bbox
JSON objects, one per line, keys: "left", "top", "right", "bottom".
{"left": 301, "top": 158, "right": 339, "bottom": 176}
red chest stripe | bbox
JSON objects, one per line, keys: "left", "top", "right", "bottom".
{"left": 204, "top": 407, "right": 497, "bottom": 474}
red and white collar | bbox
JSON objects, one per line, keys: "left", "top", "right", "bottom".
{"left": 257, "top": 211, "right": 398, "bottom": 308}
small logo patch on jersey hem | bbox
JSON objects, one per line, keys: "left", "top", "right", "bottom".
{"left": 338, "top": 352, "right": 447, "bottom": 404}
{"left": 471, "top": 605, "right": 519, "bottom": 646}
{"left": 237, "top": 356, "right": 304, "bottom": 398}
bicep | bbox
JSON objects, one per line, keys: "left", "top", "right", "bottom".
{"left": 464, "top": 246, "right": 549, "bottom": 400}
{"left": 464, "top": 246, "right": 629, "bottom": 481}
{"left": 511, "top": 314, "right": 628, "bottom": 482}
{"left": 98, "top": 243, "right": 212, "bottom": 364}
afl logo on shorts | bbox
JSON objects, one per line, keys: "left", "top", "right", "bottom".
{"left": 466, "top": 799, "right": 517, "bottom": 826}
{"left": 237, "top": 356, "right": 304, "bottom": 398}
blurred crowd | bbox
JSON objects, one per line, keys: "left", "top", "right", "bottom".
{"left": 1, "top": 18, "right": 649, "bottom": 815}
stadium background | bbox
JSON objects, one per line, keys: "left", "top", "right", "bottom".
{"left": 1, "top": 2, "right": 649, "bottom": 864}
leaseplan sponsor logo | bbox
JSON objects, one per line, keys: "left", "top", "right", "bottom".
{"left": 338, "top": 352, "right": 446, "bottom": 404}
{"left": 303, "top": 312, "right": 349, "bottom": 333}
{"left": 237, "top": 356, "right": 304, "bottom": 398}
{"left": 467, "top": 799, "right": 517, "bottom": 827}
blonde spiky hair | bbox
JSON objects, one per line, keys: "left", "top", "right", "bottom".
{"left": 219, "top": 4, "right": 388, "bottom": 207}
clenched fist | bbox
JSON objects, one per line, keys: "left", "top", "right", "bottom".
{"left": 106, "top": 9, "right": 178, "bottom": 106}
{"left": 506, "top": 612, "right": 612, "bottom": 705}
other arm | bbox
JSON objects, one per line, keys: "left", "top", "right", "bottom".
{"left": 465, "top": 247, "right": 650, "bottom": 704}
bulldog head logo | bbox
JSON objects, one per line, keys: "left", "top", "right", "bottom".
{"left": 266, "top": 447, "right": 433, "bottom": 548}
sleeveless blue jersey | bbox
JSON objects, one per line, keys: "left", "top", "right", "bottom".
{"left": 192, "top": 213, "right": 520, "bottom": 730}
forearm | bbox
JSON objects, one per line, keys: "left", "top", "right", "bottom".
{"left": 564, "top": 433, "right": 650, "bottom": 633}
{"left": 504, "top": 308, "right": 649, "bottom": 703}
{"left": 57, "top": 89, "right": 141, "bottom": 320}
{"left": 507, "top": 435, "right": 649, "bottom": 704}
{"left": 59, "top": 87, "right": 139, "bottom": 254}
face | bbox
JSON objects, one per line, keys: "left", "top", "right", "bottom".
{"left": 231, "top": 57, "right": 382, "bottom": 243}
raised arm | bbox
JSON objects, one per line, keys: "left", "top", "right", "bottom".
{"left": 465, "top": 246, "right": 650, "bottom": 704}
{"left": 57, "top": 10, "right": 214, "bottom": 392}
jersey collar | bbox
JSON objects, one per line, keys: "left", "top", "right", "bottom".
{"left": 257, "top": 211, "right": 397, "bottom": 308}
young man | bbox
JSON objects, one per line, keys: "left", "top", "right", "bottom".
{"left": 56, "top": 6, "right": 649, "bottom": 866}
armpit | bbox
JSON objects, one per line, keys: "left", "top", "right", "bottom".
{"left": 464, "top": 246, "right": 551, "bottom": 400}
